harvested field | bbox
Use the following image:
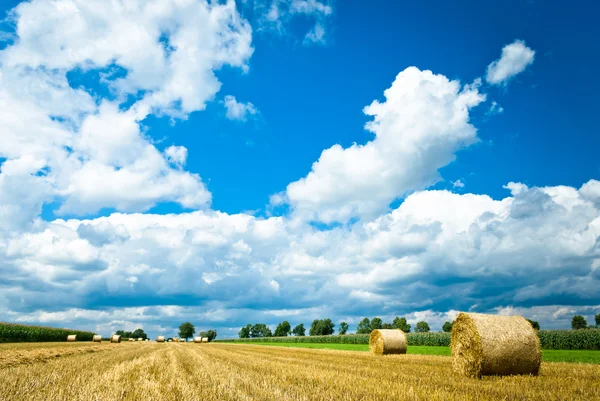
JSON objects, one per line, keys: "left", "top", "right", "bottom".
{"left": 0, "top": 343, "right": 599, "bottom": 400}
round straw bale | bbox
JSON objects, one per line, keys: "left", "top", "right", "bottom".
{"left": 369, "top": 329, "right": 407, "bottom": 355}
{"left": 128, "top": 338, "right": 135, "bottom": 342}
{"left": 92, "top": 335, "right": 102, "bottom": 342}
{"left": 179, "top": 338, "right": 186, "bottom": 342}
{"left": 201, "top": 337, "right": 208, "bottom": 343}
{"left": 193, "top": 337, "right": 202, "bottom": 343}
{"left": 66, "top": 334, "right": 77, "bottom": 342}
{"left": 451, "top": 312, "right": 541, "bottom": 378}
{"left": 157, "top": 336, "right": 165, "bottom": 343}
{"left": 173, "top": 337, "right": 178, "bottom": 342}
{"left": 137, "top": 338, "right": 143, "bottom": 341}
{"left": 110, "top": 335, "right": 121, "bottom": 343}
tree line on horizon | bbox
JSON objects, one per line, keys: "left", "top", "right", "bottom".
{"left": 238, "top": 314, "right": 600, "bottom": 339}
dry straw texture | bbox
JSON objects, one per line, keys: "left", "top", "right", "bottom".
{"left": 193, "top": 337, "right": 202, "bottom": 343}
{"left": 156, "top": 336, "right": 165, "bottom": 343}
{"left": 369, "top": 329, "right": 407, "bottom": 355}
{"left": 66, "top": 335, "right": 77, "bottom": 342}
{"left": 451, "top": 312, "right": 541, "bottom": 378}
{"left": 92, "top": 335, "right": 102, "bottom": 343}
{"left": 1, "top": 342, "right": 599, "bottom": 401}
{"left": 202, "top": 337, "right": 209, "bottom": 343}
{"left": 110, "top": 335, "right": 121, "bottom": 343}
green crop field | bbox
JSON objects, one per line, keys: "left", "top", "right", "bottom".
{"left": 234, "top": 342, "right": 600, "bottom": 363}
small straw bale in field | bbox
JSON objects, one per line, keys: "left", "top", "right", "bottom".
{"left": 66, "top": 335, "right": 77, "bottom": 342}
{"left": 92, "top": 335, "right": 102, "bottom": 342}
{"left": 137, "top": 338, "right": 143, "bottom": 341}
{"left": 193, "top": 337, "right": 202, "bottom": 343}
{"left": 157, "top": 336, "right": 165, "bottom": 343}
{"left": 201, "top": 337, "right": 208, "bottom": 343}
{"left": 110, "top": 335, "right": 121, "bottom": 343}
{"left": 173, "top": 337, "right": 178, "bottom": 342}
{"left": 168, "top": 339, "right": 173, "bottom": 342}
{"left": 179, "top": 338, "right": 186, "bottom": 342}
{"left": 369, "top": 329, "right": 407, "bottom": 355}
{"left": 451, "top": 312, "right": 541, "bottom": 378}
{"left": 128, "top": 338, "right": 135, "bottom": 342}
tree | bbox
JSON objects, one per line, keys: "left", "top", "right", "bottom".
{"left": 309, "top": 319, "right": 335, "bottom": 336}
{"left": 370, "top": 317, "right": 383, "bottom": 332}
{"left": 239, "top": 324, "right": 251, "bottom": 338}
{"left": 526, "top": 319, "right": 540, "bottom": 330}
{"left": 292, "top": 324, "right": 306, "bottom": 336}
{"left": 356, "top": 318, "right": 371, "bottom": 334}
{"left": 200, "top": 330, "right": 218, "bottom": 342}
{"left": 415, "top": 321, "right": 430, "bottom": 333}
{"left": 382, "top": 323, "right": 393, "bottom": 329}
{"left": 251, "top": 323, "right": 272, "bottom": 338}
{"left": 572, "top": 315, "right": 587, "bottom": 330}
{"left": 338, "top": 322, "right": 349, "bottom": 335}
{"left": 392, "top": 317, "right": 411, "bottom": 333}
{"left": 131, "top": 328, "right": 148, "bottom": 340}
{"left": 178, "top": 322, "right": 195, "bottom": 341}
{"left": 442, "top": 321, "right": 453, "bottom": 333}
{"left": 595, "top": 314, "right": 600, "bottom": 327}
{"left": 115, "top": 330, "right": 132, "bottom": 338}
{"left": 273, "top": 321, "right": 292, "bottom": 337}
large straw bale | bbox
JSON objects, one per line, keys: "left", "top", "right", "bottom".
{"left": 369, "top": 329, "right": 407, "bottom": 355}
{"left": 451, "top": 312, "right": 541, "bottom": 378}
{"left": 110, "top": 335, "right": 121, "bottom": 343}
{"left": 201, "top": 337, "right": 209, "bottom": 343}
{"left": 66, "top": 335, "right": 77, "bottom": 342}
{"left": 193, "top": 337, "right": 202, "bottom": 343}
{"left": 157, "top": 336, "right": 165, "bottom": 343}
{"left": 92, "top": 335, "right": 102, "bottom": 342}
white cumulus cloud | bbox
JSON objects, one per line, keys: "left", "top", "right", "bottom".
{"left": 486, "top": 40, "right": 535, "bottom": 85}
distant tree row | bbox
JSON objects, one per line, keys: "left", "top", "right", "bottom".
{"left": 237, "top": 313, "right": 600, "bottom": 339}
{"left": 178, "top": 322, "right": 217, "bottom": 342}
{"left": 571, "top": 314, "right": 600, "bottom": 330}
{"left": 115, "top": 328, "right": 148, "bottom": 340}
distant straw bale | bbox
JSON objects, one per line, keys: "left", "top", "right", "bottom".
{"left": 137, "top": 338, "right": 143, "bottom": 341}
{"left": 179, "top": 338, "right": 186, "bottom": 342}
{"left": 451, "top": 312, "right": 541, "bottom": 378}
{"left": 92, "top": 335, "right": 102, "bottom": 343}
{"left": 202, "top": 337, "right": 208, "bottom": 343}
{"left": 193, "top": 337, "right": 202, "bottom": 343}
{"left": 128, "top": 338, "right": 134, "bottom": 342}
{"left": 110, "top": 335, "right": 121, "bottom": 343}
{"left": 369, "top": 329, "right": 407, "bottom": 355}
{"left": 157, "top": 336, "right": 165, "bottom": 343}
{"left": 66, "top": 335, "right": 76, "bottom": 342}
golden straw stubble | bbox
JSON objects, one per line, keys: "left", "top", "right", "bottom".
{"left": 369, "top": 329, "right": 407, "bottom": 355}
{"left": 451, "top": 312, "right": 541, "bottom": 378}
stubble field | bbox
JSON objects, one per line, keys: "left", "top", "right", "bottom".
{"left": 1, "top": 342, "right": 599, "bottom": 401}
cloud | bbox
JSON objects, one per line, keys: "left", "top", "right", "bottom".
{"left": 1, "top": 180, "right": 598, "bottom": 336}
{"left": 252, "top": 0, "right": 333, "bottom": 45}
{"left": 452, "top": 179, "right": 465, "bottom": 188}
{"left": 486, "top": 40, "right": 535, "bottom": 85}
{"left": 279, "top": 67, "right": 485, "bottom": 223}
{"left": 486, "top": 101, "right": 504, "bottom": 116}
{"left": 223, "top": 95, "right": 260, "bottom": 121}
{"left": 0, "top": 0, "right": 254, "bottom": 221}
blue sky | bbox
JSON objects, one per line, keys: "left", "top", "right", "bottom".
{"left": 0, "top": 0, "right": 599, "bottom": 338}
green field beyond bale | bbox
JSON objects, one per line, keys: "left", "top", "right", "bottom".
{"left": 238, "top": 342, "right": 600, "bottom": 364}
